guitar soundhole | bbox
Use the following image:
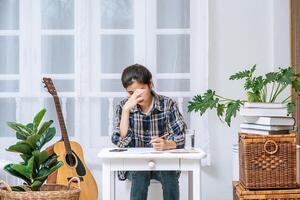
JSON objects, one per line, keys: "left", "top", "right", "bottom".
{"left": 65, "top": 153, "right": 77, "bottom": 167}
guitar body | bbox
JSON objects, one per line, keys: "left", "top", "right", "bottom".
{"left": 53, "top": 141, "right": 98, "bottom": 200}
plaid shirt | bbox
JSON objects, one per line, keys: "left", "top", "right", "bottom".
{"left": 111, "top": 91, "right": 186, "bottom": 180}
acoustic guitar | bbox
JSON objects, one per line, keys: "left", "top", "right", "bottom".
{"left": 43, "top": 77, "right": 98, "bottom": 200}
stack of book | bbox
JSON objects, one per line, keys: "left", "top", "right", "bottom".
{"left": 239, "top": 102, "right": 295, "bottom": 135}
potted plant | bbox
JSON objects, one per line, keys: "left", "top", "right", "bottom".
{"left": 0, "top": 108, "right": 80, "bottom": 200}
{"left": 188, "top": 65, "right": 300, "bottom": 126}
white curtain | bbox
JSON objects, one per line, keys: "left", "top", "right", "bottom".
{"left": 0, "top": 1, "right": 209, "bottom": 199}
{"left": 0, "top": 0, "right": 19, "bottom": 137}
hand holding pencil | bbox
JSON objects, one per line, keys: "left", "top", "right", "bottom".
{"left": 150, "top": 133, "right": 169, "bottom": 144}
{"left": 150, "top": 133, "right": 176, "bottom": 151}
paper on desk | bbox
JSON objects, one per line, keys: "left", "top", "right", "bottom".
{"left": 122, "top": 148, "right": 199, "bottom": 154}
{"left": 147, "top": 149, "right": 199, "bottom": 154}
{"left": 164, "top": 149, "right": 199, "bottom": 153}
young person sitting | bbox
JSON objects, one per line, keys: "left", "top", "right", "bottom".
{"left": 111, "top": 64, "right": 186, "bottom": 200}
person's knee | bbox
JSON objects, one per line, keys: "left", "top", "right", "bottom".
{"left": 159, "top": 171, "right": 179, "bottom": 186}
{"left": 130, "top": 171, "right": 151, "bottom": 188}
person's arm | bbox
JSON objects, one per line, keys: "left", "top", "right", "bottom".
{"left": 111, "top": 89, "right": 145, "bottom": 147}
{"left": 119, "top": 107, "right": 130, "bottom": 138}
{"left": 111, "top": 104, "right": 134, "bottom": 148}
{"left": 151, "top": 100, "right": 186, "bottom": 150}
{"left": 166, "top": 100, "right": 186, "bottom": 149}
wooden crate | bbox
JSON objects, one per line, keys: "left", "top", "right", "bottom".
{"left": 234, "top": 181, "right": 300, "bottom": 200}
{"left": 239, "top": 133, "right": 297, "bottom": 189}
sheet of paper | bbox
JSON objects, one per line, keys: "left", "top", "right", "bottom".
{"left": 117, "top": 148, "right": 199, "bottom": 154}
{"left": 165, "top": 149, "right": 199, "bottom": 153}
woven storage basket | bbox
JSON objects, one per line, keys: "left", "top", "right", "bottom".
{"left": 233, "top": 181, "right": 300, "bottom": 200}
{"left": 0, "top": 177, "right": 80, "bottom": 200}
{"left": 239, "top": 132, "right": 297, "bottom": 189}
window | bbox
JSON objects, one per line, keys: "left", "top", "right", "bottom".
{"left": 0, "top": 0, "right": 208, "bottom": 165}
{"left": 0, "top": 0, "right": 19, "bottom": 138}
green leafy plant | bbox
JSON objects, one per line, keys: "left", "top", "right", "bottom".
{"left": 3, "top": 108, "right": 63, "bottom": 191}
{"left": 188, "top": 65, "right": 300, "bottom": 126}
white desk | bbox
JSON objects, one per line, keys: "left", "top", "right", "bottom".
{"left": 98, "top": 148, "right": 206, "bottom": 200}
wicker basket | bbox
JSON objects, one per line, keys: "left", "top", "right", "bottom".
{"left": 233, "top": 181, "right": 300, "bottom": 200}
{"left": 239, "top": 132, "right": 297, "bottom": 189}
{"left": 0, "top": 177, "right": 80, "bottom": 200}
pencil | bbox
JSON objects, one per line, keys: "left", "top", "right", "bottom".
{"left": 150, "top": 133, "right": 169, "bottom": 143}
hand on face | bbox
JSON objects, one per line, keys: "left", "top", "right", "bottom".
{"left": 123, "top": 89, "right": 145, "bottom": 111}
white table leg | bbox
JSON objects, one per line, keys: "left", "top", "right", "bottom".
{"left": 102, "top": 162, "right": 111, "bottom": 200}
{"left": 193, "top": 162, "right": 201, "bottom": 200}
{"left": 188, "top": 171, "right": 193, "bottom": 200}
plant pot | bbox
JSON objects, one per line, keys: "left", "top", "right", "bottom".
{"left": 0, "top": 177, "right": 80, "bottom": 200}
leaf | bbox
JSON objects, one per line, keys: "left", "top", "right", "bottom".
{"left": 20, "top": 154, "right": 31, "bottom": 164}
{"left": 216, "top": 103, "right": 226, "bottom": 123}
{"left": 10, "top": 156, "right": 35, "bottom": 179}
{"left": 287, "top": 102, "right": 295, "bottom": 113}
{"left": 17, "top": 123, "right": 33, "bottom": 135}
{"left": 33, "top": 150, "right": 49, "bottom": 166}
{"left": 24, "top": 127, "right": 55, "bottom": 151}
{"left": 7, "top": 142, "right": 32, "bottom": 155}
{"left": 7, "top": 122, "right": 31, "bottom": 140}
{"left": 32, "top": 150, "right": 40, "bottom": 172}
{"left": 33, "top": 109, "right": 47, "bottom": 132}
{"left": 38, "top": 151, "right": 49, "bottom": 166}
{"left": 246, "top": 91, "right": 261, "bottom": 102}
{"left": 37, "top": 120, "right": 53, "bottom": 135}
{"left": 238, "top": 67, "right": 266, "bottom": 97}
{"left": 36, "top": 127, "right": 56, "bottom": 150}
{"left": 244, "top": 78, "right": 253, "bottom": 90}
{"left": 201, "top": 90, "right": 219, "bottom": 110}
{"left": 26, "top": 123, "right": 34, "bottom": 130}
{"left": 16, "top": 133, "right": 26, "bottom": 140}
{"left": 25, "top": 134, "right": 42, "bottom": 149}
{"left": 244, "top": 76, "right": 265, "bottom": 95}
{"left": 188, "top": 90, "right": 219, "bottom": 115}
{"left": 265, "top": 72, "right": 277, "bottom": 84}
{"left": 41, "top": 154, "right": 59, "bottom": 168}
{"left": 188, "top": 95, "right": 202, "bottom": 112}
{"left": 252, "top": 76, "right": 264, "bottom": 93}
{"left": 36, "top": 161, "right": 63, "bottom": 181}
{"left": 224, "top": 100, "right": 242, "bottom": 126}
{"left": 11, "top": 186, "right": 26, "bottom": 192}
{"left": 216, "top": 103, "right": 225, "bottom": 117}
{"left": 250, "top": 64, "right": 256, "bottom": 75}
{"left": 30, "top": 180, "right": 43, "bottom": 191}
{"left": 229, "top": 65, "right": 256, "bottom": 80}
{"left": 277, "top": 67, "right": 294, "bottom": 85}
{"left": 4, "top": 164, "right": 32, "bottom": 184}
{"left": 292, "top": 77, "right": 300, "bottom": 94}
{"left": 7, "top": 122, "right": 33, "bottom": 135}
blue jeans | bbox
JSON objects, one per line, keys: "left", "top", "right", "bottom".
{"left": 127, "top": 171, "right": 180, "bottom": 200}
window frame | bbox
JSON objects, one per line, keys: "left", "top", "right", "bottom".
{"left": 0, "top": 0, "right": 209, "bottom": 166}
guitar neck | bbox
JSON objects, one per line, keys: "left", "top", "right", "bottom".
{"left": 53, "top": 96, "right": 72, "bottom": 153}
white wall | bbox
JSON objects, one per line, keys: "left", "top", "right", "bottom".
{"left": 203, "top": 0, "right": 290, "bottom": 200}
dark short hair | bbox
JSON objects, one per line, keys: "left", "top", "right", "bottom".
{"left": 121, "top": 64, "right": 152, "bottom": 88}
